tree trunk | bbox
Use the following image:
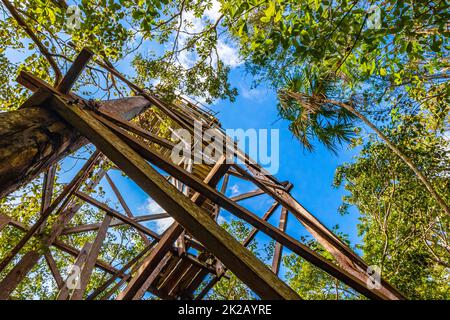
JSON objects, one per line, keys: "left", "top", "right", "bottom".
{"left": 0, "top": 96, "right": 151, "bottom": 199}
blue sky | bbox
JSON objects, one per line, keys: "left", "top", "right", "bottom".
{"left": 214, "top": 67, "right": 362, "bottom": 245}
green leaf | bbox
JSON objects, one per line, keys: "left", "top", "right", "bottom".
{"left": 274, "top": 11, "right": 282, "bottom": 23}
{"left": 264, "top": 2, "right": 276, "bottom": 18}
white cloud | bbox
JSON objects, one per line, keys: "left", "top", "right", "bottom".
{"left": 204, "top": 0, "right": 222, "bottom": 21}
{"left": 144, "top": 198, "right": 174, "bottom": 233}
{"left": 240, "top": 85, "right": 266, "bottom": 101}
{"left": 175, "top": 1, "right": 241, "bottom": 70}
{"left": 217, "top": 215, "right": 228, "bottom": 225}
{"left": 216, "top": 40, "right": 241, "bottom": 68}
{"left": 229, "top": 184, "right": 240, "bottom": 195}
{"left": 153, "top": 217, "right": 175, "bottom": 233}
{"left": 145, "top": 198, "right": 163, "bottom": 214}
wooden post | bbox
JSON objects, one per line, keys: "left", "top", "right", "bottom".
{"left": 57, "top": 242, "right": 92, "bottom": 300}
{"left": 44, "top": 251, "right": 64, "bottom": 289}
{"left": 69, "top": 214, "right": 113, "bottom": 300}
{"left": 272, "top": 207, "right": 288, "bottom": 275}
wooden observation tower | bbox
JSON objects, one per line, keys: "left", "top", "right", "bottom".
{"left": 0, "top": 48, "right": 404, "bottom": 300}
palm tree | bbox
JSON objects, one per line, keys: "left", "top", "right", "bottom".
{"left": 278, "top": 74, "right": 450, "bottom": 217}
{"left": 278, "top": 74, "right": 356, "bottom": 154}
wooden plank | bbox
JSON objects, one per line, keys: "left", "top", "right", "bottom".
{"left": 179, "top": 252, "right": 213, "bottom": 299}
{"left": 56, "top": 48, "right": 93, "bottom": 94}
{"left": 69, "top": 214, "right": 113, "bottom": 300}
{"left": 272, "top": 207, "right": 288, "bottom": 275}
{"left": 44, "top": 251, "right": 64, "bottom": 289}
{"left": 132, "top": 252, "right": 173, "bottom": 300}
{"left": 158, "top": 258, "right": 191, "bottom": 296}
{"left": 48, "top": 95, "right": 300, "bottom": 300}
{"left": 57, "top": 242, "right": 92, "bottom": 300}
{"left": 176, "top": 264, "right": 202, "bottom": 299}
{"left": 61, "top": 213, "right": 170, "bottom": 235}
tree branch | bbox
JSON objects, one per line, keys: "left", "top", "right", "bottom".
{"left": 1, "top": 0, "right": 62, "bottom": 85}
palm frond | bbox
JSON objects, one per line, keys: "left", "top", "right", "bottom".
{"left": 277, "top": 74, "right": 357, "bottom": 154}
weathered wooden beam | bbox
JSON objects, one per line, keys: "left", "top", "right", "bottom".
{"left": 37, "top": 165, "right": 57, "bottom": 234}
{"left": 48, "top": 95, "right": 300, "bottom": 300}
{"left": 229, "top": 188, "right": 265, "bottom": 202}
{"left": 272, "top": 207, "right": 288, "bottom": 275}
{"left": 44, "top": 251, "right": 64, "bottom": 289}
{"left": 56, "top": 48, "right": 93, "bottom": 94}
{"left": 86, "top": 242, "right": 155, "bottom": 300}
{"left": 61, "top": 213, "right": 170, "bottom": 235}
{"left": 57, "top": 242, "right": 92, "bottom": 300}
{"left": 40, "top": 165, "right": 57, "bottom": 215}
{"left": 69, "top": 214, "right": 113, "bottom": 300}
{"left": 227, "top": 168, "right": 288, "bottom": 191}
